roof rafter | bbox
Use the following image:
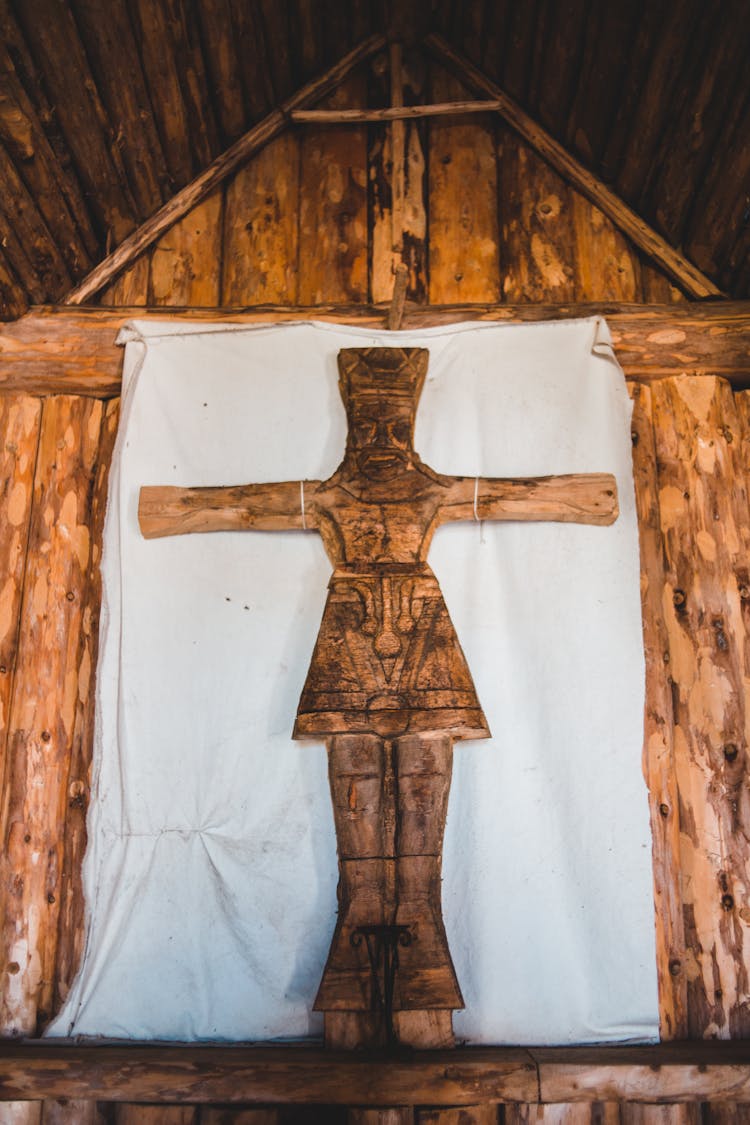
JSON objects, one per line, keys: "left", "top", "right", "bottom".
{"left": 425, "top": 34, "right": 723, "bottom": 300}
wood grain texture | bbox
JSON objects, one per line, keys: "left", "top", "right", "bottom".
{"left": 0, "top": 1105, "right": 41, "bottom": 1124}
{"left": 98, "top": 257, "right": 150, "bottom": 307}
{"left": 66, "top": 35, "right": 385, "bottom": 305}
{"left": 40, "top": 1100, "right": 107, "bottom": 1124}
{"left": 0, "top": 395, "right": 41, "bottom": 757}
{"left": 52, "top": 399, "right": 119, "bottom": 1013}
{"left": 0, "top": 396, "right": 105, "bottom": 1035}
{"left": 115, "top": 1108, "right": 198, "bottom": 1125}
{"left": 506, "top": 1109, "right": 607, "bottom": 1125}
{"left": 428, "top": 68, "right": 500, "bottom": 304}
{"left": 221, "top": 134, "right": 300, "bottom": 305}
{"left": 418, "top": 1108, "right": 496, "bottom": 1124}
{"left": 620, "top": 1109, "right": 701, "bottom": 1125}
{"left": 349, "top": 1111, "right": 412, "bottom": 1125}
{"left": 651, "top": 376, "right": 750, "bottom": 1037}
{"left": 298, "top": 73, "right": 368, "bottom": 304}
{"left": 571, "top": 193, "right": 639, "bottom": 302}
{"left": 425, "top": 34, "right": 722, "bottom": 299}
{"left": 3, "top": 304, "right": 749, "bottom": 397}
{"left": 199, "top": 1110, "right": 280, "bottom": 1125}
{"left": 2, "top": 1042, "right": 750, "bottom": 1105}
{"left": 628, "top": 383, "right": 687, "bottom": 1039}
{"left": 151, "top": 193, "right": 223, "bottom": 307}
{"left": 498, "top": 129, "right": 576, "bottom": 303}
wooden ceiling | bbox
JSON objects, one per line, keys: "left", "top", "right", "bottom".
{"left": 0, "top": 0, "right": 747, "bottom": 319}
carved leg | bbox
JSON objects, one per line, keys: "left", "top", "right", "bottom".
{"left": 317, "top": 732, "right": 460, "bottom": 1049}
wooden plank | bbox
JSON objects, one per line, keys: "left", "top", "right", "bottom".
{"left": 0, "top": 1105, "right": 41, "bottom": 1124}
{"left": 194, "top": 0, "right": 247, "bottom": 145}
{"left": 221, "top": 134, "right": 300, "bottom": 306}
{"left": 199, "top": 1110, "right": 279, "bottom": 1125}
{"left": 536, "top": 1043, "right": 750, "bottom": 1103}
{"left": 368, "top": 45, "right": 428, "bottom": 304}
{"left": 3, "top": 1043, "right": 750, "bottom": 1105}
{"left": 1, "top": 303, "right": 749, "bottom": 397}
{"left": 65, "top": 34, "right": 385, "bottom": 305}
{"left": 116, "top": 1109, "right": 197, "bottom": 1125}
{"left": 570, "top": 192, "right": 640, "bottom": 302}
{"left": 98, "top": 257, "right": 151, "bottom": 307}
{"left": 425, "top": 33, "right": 722, "bottom": 299}
{"left": 0, "top": 246, "right": 28, "bottom": 323}
{"left": 151, "top": 193, "right": 223, "bottom": 307}
{"left": 0, "top": 396, "right": 106, "bottom": 1035}
{"left": 418, "top": 1108, "right": 495, "bottom": 1124}
{"left": 640, "top": 263, "right": 686, "bottom": 305}
{"left": 507, "top": 1109, "right": 610, "bottom": 1125}
{"left": 0, "top": 1044, "right": 538, "bottom": 1104}
{"left": 0, "top": 393, "right": 41, "bottom": 768}
{"left": 350, "top": 1112, "right": 412, "bottom": 1125}
{"left": 620, "top": 1109, "right": 701, "bottom": 1125}
{"left": 628, "top": 383, "right": 687, "bottom": 1039}
{"left": 298, "top": 71, "right": 368, "bottom": 304}
{"left": 650, "top": 376, "right": 750, "bottom": 1037}
{"left": 498, "top": 128, "right": 576, "bottom": 303}
{"left": 52, "top": 401, "right": 119, "bottom": 1013}
{"left": 293, "top": 101, "right": 505, "bottom": 123}
{"left": 40, "top": 1101, "right": 106, "bottom": 1124}
{"left": 427, "top": 66, "right": 500, "bottom": 304}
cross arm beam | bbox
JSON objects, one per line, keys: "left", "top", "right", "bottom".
{"left": 138, "top": 481, "right": 318, "bottom": 539}
{"left": 437, "top": 474, "right": 619, "bottom": 527}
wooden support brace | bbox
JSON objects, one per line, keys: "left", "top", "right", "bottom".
{"left": 387, "top": 264, "right": 409, "bottom": 330}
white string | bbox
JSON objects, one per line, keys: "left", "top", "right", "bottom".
{"left": 300, "top": 480, "right": 307, "bottom": 530}
{"left": 473, "top": 475, "right": 486, "bottom": 544}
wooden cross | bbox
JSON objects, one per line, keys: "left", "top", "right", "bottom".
{"left": 139, "top": 346, "right": 618, "bottom": 1049}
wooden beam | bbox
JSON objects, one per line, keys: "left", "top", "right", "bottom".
{"left": 0, "top": 1042, "right": 748, "bottom": 1105}
{"left": 290, "top": 100, "right": 504, "bottom": 123}
{"left": 425, "top": 34, "right": 723, "bottom": 300}
{"left": 0, "top": 303, "right": 748, "bottom": 397}
{"left": 62, "top": 34, "right": 386, "bottom": 306}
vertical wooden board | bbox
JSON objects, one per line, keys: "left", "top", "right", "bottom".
{"left": 701, "top": 1106, "right": 750, "bottom": 1124}
{"left": 298, "top": 72, "right": 368, "bottom": 304}
{"left": 497, "top": 128, "right": 576, "bottom": 303}
{"left": 506, "top": 1108, "right": 612, "bottom": 1125}
{"left": 0, "top": 395, "right": 105, "bottom": 1035}
{"left": 116, "top": 1109, "right": 198, "bottom": 1125}
{"left": 53, "top": 400, "right": 119, "bottom": 1012}
{"left": 570, "top": 192, "right": 640, "bottom": 301}
{"left": 0, "top": 1106, "right": 42, "bottom": 1125}
{"left": 427, "top": 67, "right": 500, "bottom": 304}
{"left": 417, "top": 1107, "right": 497, "bottom": 1124}
{"left": 99, "top": 255, "right": 151, "bottom": 306}
{"left": 369, "top": 47, "right": 427, "bottom": 304}
{"left": 41, "top": 1101, "right": 107, "bottom": 1124}
{"left": 222, "top": 133, "right": 300, "bottom": 305}
{"left": 651, "top": 376, "right": 750, "bottom": 1038}
{"left": 348, "top": 1113, "right": 413, "bottom": 1125}
{"left": 151, "top": 192, "right": 223, "bottom": 307}
{"left": 620, "top": 1108, "right": 701, "bottom": 1125}
{"left": 628, "top": 382, "right": 688, "bottom": 1040}
{"left": 0, "top": 395, "right": 41, "bottom": 745}
{"left": 199, "top": 1110, "right": 280, "bottom": 1125}
{"left": 640, "top": 262, "right": 687, "bottom": 304}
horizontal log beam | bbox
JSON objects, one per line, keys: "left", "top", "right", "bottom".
{"left": 425, "top": 34, "right": 723, "bottom": 301}
{"left": 291, "top": 100, "right": 504, "bottom": 123}
{"left": 0, "top": 1041, "right": 748, "bottom": 1105}
{"left": 0, "top": 303, "right": 748, "bottom": 397}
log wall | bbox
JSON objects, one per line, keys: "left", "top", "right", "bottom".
{"left": 0, "top": 55, "right": 747, "bottom": 1122}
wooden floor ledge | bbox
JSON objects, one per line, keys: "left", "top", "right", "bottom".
{"left": 0, "top": 1041, "right": 748, "bottom": 1105}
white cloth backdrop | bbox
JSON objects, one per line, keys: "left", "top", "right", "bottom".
{"left": 48, "top": 317, "right": 659, "bottom": 1044}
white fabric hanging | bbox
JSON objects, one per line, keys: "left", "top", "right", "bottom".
{"left": 48, "top": 317, "right": 658, "bottom": 1044}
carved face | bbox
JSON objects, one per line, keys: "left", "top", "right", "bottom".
{"left": 348, "top": 398, "right": 416, "bottom": 481}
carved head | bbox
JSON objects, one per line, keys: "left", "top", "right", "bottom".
{"left": 337, "top": 348, "right": 429, "bottom": 482}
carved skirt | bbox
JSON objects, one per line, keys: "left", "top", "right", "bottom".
{"left": 293, "top": 566, "right": 490, "bottom": 741}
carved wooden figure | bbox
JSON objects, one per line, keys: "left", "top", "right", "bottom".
{"left": 139, "top": 347, "right": 618, "bottom": 1048}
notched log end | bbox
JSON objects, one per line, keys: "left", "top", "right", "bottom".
{"left": 138, "top": 485, "right": 179, "bottom": 539}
